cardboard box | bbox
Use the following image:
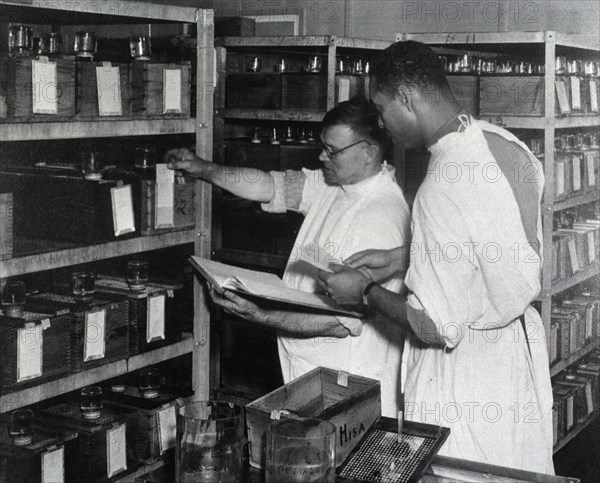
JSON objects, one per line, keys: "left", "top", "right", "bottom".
{"left": 245, "top": 366, "right": 381, "bottom": 469}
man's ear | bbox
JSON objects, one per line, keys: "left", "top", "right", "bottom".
{"left": 396, "top": 84, "right": 416, "bottom": 112}
{"left": 366, "top": 143, "right": 380, "bottom": 160}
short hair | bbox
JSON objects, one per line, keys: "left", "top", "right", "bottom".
{"left": 321, "top": 96, "right": 390, "bottom": 151}
{"left": 370, "top": 40, "right": 449, "bottom": 96}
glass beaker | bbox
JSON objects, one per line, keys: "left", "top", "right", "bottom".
{"left": 80, "top": 386, "right": 103, "bottom": 420}
{"left": 1, "top": 280, "right": 26, "bottom": 318}
{"left": 176, "top": 401, "right": 244, "bottom": 483}
{"left": 9, "top": 409, "right": 34, "bottom": 446}
{"left": 265, "top": 418, "right": 336, "bottom": 483}
{"left": 139, "top": 367, "right": 161, "bottom": 399}
{"left": 71, "top": 271, "right": 96, "bottom": 303}
{"left": 81, "top": 152, "right": 103, "bottom": 180}
{"left": 126, "top": 260, "right": 149, "bottom": 291}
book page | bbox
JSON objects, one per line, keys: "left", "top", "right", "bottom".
{"left": 296, "top": 243, "right": 343, "bottom": 273}
{"left": 191, "top": 257, "right": 283, "bottom": 290}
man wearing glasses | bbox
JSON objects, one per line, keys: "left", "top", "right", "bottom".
{"left": 166, "top": 97, "right": 410, "bottom": 417}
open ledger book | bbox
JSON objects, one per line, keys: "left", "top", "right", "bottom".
{"left": 190, "top": 256, "right": 361, "bottom": 317}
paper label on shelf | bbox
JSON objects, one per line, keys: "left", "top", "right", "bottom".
{"left": 572, "top": 155, "right": 582, "bottom": 191}
{"left": 337, "top": 77, "right": 350, "bottom": 103}
{"left": 42, "top": 446, "right": 64, "bottom": 483}
{"left": 570, "top": 76, "right": 581, "bottom": 110}
{"left": 568, "top": 238, "right": 579, "bottom": 273}
{"left": 569, "top": 314, "right": 578, "bottom": 353}
{"left": 586, "top": 305, "right": 594, "bottom": 339}
{"left": 337, "top": 370, "right": 348, "bottom": 387}
{"left": 106, "top": 424, "right": 127, "bottom": 478}
{"left": 567, "top": 395, "right": 574, "bottom": 428}
{"left": 585, "top": 382, "right": 594, "bottom": 415}
{"left": 84, "top": 309, "right": 106, "bottom": 362}
{"left": 586, "top": 153, "right": 596, "bottom": 187}
{"left": 110, "top": 184, "right": 136, "bottom": 237}
{"left": 32, "top": 58, "right": 58, "bottom": 114}
{"left": 147, "top": 294, "right": 166, "bottom": 342}
{"left": 555, "top": 78, "right": 571, "bottom": 114}
{"left": 157, "top": 405, "right": 177, "bottom": 455}
{"left": 553, "top": 408, "right": 558, "bottom": 445}
{"left": 590, "top": 80, "right": 598, "bottom": 112}
{"left": 155, "top": 164, "right": 175, "bottom": 229}
{"left": 588, "top": 231, "right": 596, "bottom": 263}
{"left": 96, "top": 64, "right": 122, "bottom": 117}
{"left": 163, "top": 68, "right": 182, "bottom": 114}
{"left": 17, "top": 323, "right": 43, "bottom": 382}
{"left": 556, "top": 161, "right": 565, "bottom": 196}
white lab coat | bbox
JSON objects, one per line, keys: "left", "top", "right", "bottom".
{"left": 403, "top": 117, "right": 554, "bottom": 473}
{"left": 263, "top": 165, "right": 411, "bottom": 417}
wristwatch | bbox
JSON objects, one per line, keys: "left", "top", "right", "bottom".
{"left": 362, "top": 281, "right": 378, "bottom": 307}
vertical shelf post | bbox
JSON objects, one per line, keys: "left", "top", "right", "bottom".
{"left": 327, "top": 36, "right": 337, "bottom": 111}
{"left": 193, "top": 8, "right": 215, "bottom": 401}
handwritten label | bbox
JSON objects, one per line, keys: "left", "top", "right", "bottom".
{"left": 157, "top": 405, "right": 177, "bottom": 454}
{"left": 555, "top": 79, "right": 570, "bottom": 114}
{"left": 572, "top": 155, "right": 582, "bottom": 191}
{"left": 110, "top": 184, "right": 135, "bottom": 236}
{"left": 155, "top": 164, "right": 175, "bottom": 229}
{"left": 147, "top": 294, "right": 166, "bottom": 342}
{"left": 42, "top": 447, "right": 64, "bottom": 483}
{"left": 590, "top": 80, "right": 598, "bottom": 112}
{"left": 17, "top": 323, "right": 43, "bottom": 382}
{"left": 96, "top": 63, "right": 122, "bottom": 116}
{"left": 337, "top": 370, "right": 348, "bottom": 387}
{"left": 586, "top": 153, "right": 596, "bottom": 187}
{"left": 32, "top": 58, "right": 58, "bottom": 114}
{"left": 106, "top": 424, "right": 127, "bottom": 478}
{"left": 550, "top": 324, "right": 558, "bottom": 362}
{"left": 84, "top": 309, "right": 106, "bottom": 362}
{"left": 337, "top": 77, "right": 350, "bottom": 103}
{"left": 567, "top": 395, "right": 574, "bottom": 429}
{"left": 163, "top": 68, "right": 182, "bottom": 114}
{"left": 585, "top": 382, "right": 593, "bottom": 415}
{"left": 570, "top": 76, "right": 581, "bottom": 110}
{"left": 586, "top": 305, "right": 594, "bottom": 339}
{"left": 568, "top": 238, "right": 579, "bottom": 273}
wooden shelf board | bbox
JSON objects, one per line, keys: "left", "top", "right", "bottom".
{"left": 0, "top": 1, "right": 199, "bottom": 22}
{"left": 554, "top": 411, "right": 599, "bottom": 454}
{"left": 0, "top": 335, "right": 193, "bottom": 413}
{"left": 0, "top": 118, "right": 196, "bottom": 141}
{"left": 555, "top": 191, "right": 600, "bottom": 211}
{"left": 217, "top": 35, "right": 391, "bottom": 50}
{"left": 0, "top": 230, "right": 194, "bottom": 278}
{"left": 115, "top": 457, "right": 170, "bottom": 483}
{"left": 216, "top": 108, "right": 326, "bottom": 122}
{"left": 550, "top": 339, "right": 600, "bottom": 377}
{"left": 551, "top": 263, "right": 600, "bottom": 295}
{"left": 399, "top": 31, "right": 599, "bottom": 51}
{"left": 479, "top": 115, "right": 600, "bottom": 130}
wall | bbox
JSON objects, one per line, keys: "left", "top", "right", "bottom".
{"left": 166, "top": 0, "right": 599, "bottom": 41}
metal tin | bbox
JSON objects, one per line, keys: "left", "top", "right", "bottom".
{"left": 39, "top": 32, "right": 61, "bottom": 55}
{"left": 130, "top": 36, "right": 152, "bottom": 60}
{"left": 74, "top": 31, "right": 97, "bottom": 58}
{"left": 306, "top": 56, "right": 322, "bottom": 73}
{"left": 8, "top": 25, "right": 32, "bottom": 53}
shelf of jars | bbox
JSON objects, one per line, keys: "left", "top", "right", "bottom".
{"left": 0, "top": 230, "right": 195, "bottom": 279}
{"left": 551, "top": 338, "right": 600, "bottom": 377}
{"left": 0, "top": 333, "right": 193, "bottom": 413}
{"left": 0, "top": 118, "right": 197, "bottom": 142}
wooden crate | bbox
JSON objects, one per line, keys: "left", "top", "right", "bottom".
{"left": 226, "top": 73, "right": 282, "bottom": 109}
{"left": 576, "top": 362, "right": 600, "bottom": 411}
{"left": 447, "top": 75, "right": 479, "bottom": 116}
{"left": 0, "top": 54, "right": 76, "bottom": 120}
{"left": 245, "top": 366, "right": 381, "bottom": 469}
{"left": 27, "top": 292, "right": 130, "bottom": 373}
{"left": 282, "top": 73, "right": 327, "bottom": 110}
{"left": 131, "top": 61, "right": 192, "bottom": 117}
{"left": 104, "top": 385, "right": 182, "bottom": 463}
{"left": 1, "top": 166, "right": 136, "bottom": 245}
{"left": 95, "top": 276, "right": 182, "bottom": 355}
{"left": 0, "top": 308, "right": 72, "bottom": 396}
{"left": 0, "top": 416, "right": 79, "bottom": 483}
{"left": 140, "top": 180, "right": 195, "bottom": 235}
{"left": 39, "top": 401, "right": 140, "bottom": 482}
{"left": 77, "top": 61, "right": 132, "bottom": 117}
{"left": 0, "top": 192, "right": 13, "bottom": 261}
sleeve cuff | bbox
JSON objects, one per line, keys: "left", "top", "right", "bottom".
{"left": 260, "top": 171, "right": 287, "bottom": 213}
{"left": 336, "top": 316, "right": 363, "bottom": 337}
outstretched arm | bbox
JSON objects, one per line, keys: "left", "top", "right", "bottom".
{"left": 210, "top": 288, "right": 353, "bottom": 338}
{"left": 165, "top": 147, "right": 275, "bottom": 203}
{"left": 344, "top": 245, "right": 409, "bottom": 282}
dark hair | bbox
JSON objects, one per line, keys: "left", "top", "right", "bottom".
{"left": 322, "top": 96, "right": 390, "bottom": 151}
{"left": 370, "top": 40, "right": 449, "bottom": 96}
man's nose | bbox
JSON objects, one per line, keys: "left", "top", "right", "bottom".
{"left": 318, "top": 149, "right": 329, "bottom": 162}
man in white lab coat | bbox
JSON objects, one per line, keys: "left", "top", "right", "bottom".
{"left": 318, "top": 42, "right": 555, "bottom": 474}
{"left": 166, "top": 97, "right": 411, "bottom": 417}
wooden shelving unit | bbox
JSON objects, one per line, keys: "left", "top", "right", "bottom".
{"left": 554, "top": 412, "right": 599, "bottom": 453}
{"left": 401, "top": 30, "right": 600, "bottom": 454}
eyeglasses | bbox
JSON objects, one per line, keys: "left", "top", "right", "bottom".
{"left": 320, "top": 139, "right": 369, "bottom": 160}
